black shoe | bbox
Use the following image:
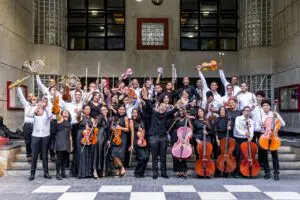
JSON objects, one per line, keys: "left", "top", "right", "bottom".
{"left": 152, "top": 175, "right": 158, "bottom": 180}
{"left": 135, "top": 175, "right": 144, "bottom": 178}
{"left": 264, "top": 171, "right": 271, "bottom": 179}
{"left": 61, "top": 170, "right": 67, "bottom": 178}
{"left": 44, "top": 173, "right": 52, "bottom": 179}
{"left": 161, "top": 175, "right": 169, "bottom": 179}
{"left": 56, "top": 174, "right": 62, "bottom": 180}
{"left": 274, "top": 173, "right": 279, "bottom": 181}
{"left": 29, "top": 174, "right": 35, "bottom": 181}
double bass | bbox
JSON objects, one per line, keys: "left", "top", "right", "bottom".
{"left": 239, "top": 120, "right": 260, "bottom": 177}
{"left": 259, "top": 100, "right": 281, "bottom": 151}
{"left": 171, "top": 118, "right": 193, "bottom": 159}
{"left": 195, "top": 124, "right": 215, "bottom": 177}
{"left": 216, "top": 117, "right": 237, "bottom": 173}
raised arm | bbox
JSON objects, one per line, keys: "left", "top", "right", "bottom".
{"left": 219, "top": 69, "right": 230, "bottom": 88}
{"left": 16, "top": 87, "right": 29, "bottom": 107}
{"left": 198, "top": 69, "right": 209, "bottom": 92}
{"left": 36, "top": 75, "right": 49, "bottom": 95}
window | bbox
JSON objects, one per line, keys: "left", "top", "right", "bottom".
{"left": 68, "top": 0, "right": 125, "bottom": 50}
{"left": 180, "top": 0, "right": 238, "bottom": 51}
{"left": 137, "top": 18, "right": 169, "bottom": 50}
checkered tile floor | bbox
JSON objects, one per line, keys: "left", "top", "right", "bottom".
{"left": 31, "top": 185, "right": 300, "bottom": 200}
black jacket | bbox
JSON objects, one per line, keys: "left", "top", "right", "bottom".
{"left": 145, "top": 100, "right": 178, "bottom": 137}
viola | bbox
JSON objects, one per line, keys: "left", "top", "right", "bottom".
{"left": 216, "top": 117, "right": 237, "bottom": 173}
{"left": 52, "top": 96, "right": 60, "bottom": 115}
{"left": 136, "top": 125, "right": 147, "bottom": 147}
{"left": 62, "top": 85, "right": 72, "bottom": 102}
{"left": 195, "top": 124, "right": 215, "bottom": 177}
{"left": 112, "top": 119, "right": 122, "bottom": 146}
{"left": 239, "top": 120, "right": 260, "bottom": 177}
{"left": 171, "top": 118, "right": 193, "bottom": 160}
{"left": 259, "top": 100, "right": 281, "bottom": 151}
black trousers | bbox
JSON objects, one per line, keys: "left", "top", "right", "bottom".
{"left": 261, "top": 149, "right": 279, "bottom": 174}
{"left": 252, "top": 131, "right": 264, "bottom": 166}
{"left": 23, "top": 123, "right": 33, "bottom": 157}
{"left": 49, "top": 120, "right": 57, "bottom": 157}
{"left": 234, "top": 138, "right": 248, "bottom": 173}
{"left": 56, "top": 151, "right": 69, "bottom": 174}
{"left": 143, "top": 117, "right": 152, "bottom": 142}
{"left": 210, "top": 135, "right": 219, "bottom": 160}
{"left": 134, "top": 146, "right": 149, "bottom": 176}
{"left": 149, "top": 135, "right": 168, "bottom": 176}
{"left": 30, "top": 136, "right": 50, "bottom": 175}
{"left": 70, "top": 124, "right": 78, "bottom": 176}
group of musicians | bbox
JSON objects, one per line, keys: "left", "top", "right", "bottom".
{"left": 14, "top": 65, "right": 285, "bottom": 181}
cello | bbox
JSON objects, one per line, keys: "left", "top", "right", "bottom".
{"left": 195, "top": 124, "right": 215, "bottom": 177}
{"left": 259, "top": 100, "right": 281, "bottom": 151}
{"left": 239, "top": 120, "right": 260, "bottom": 177}
{"left": 216, "top": 117, "right": 237, "bottom": 173}
{"left": 171, "top": 118, "right": 193, "bottom": 159}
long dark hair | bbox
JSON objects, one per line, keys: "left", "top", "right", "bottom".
{"left": 197, "top": 107, "right": 206, "bottom": 120}
{"left": 61, "top": 110, "right": 72, "bottom": 123}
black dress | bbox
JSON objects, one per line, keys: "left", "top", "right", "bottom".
{"left": 76, "top": 115, "right": 94, "bottom": 178}
{"left": 93, "top": 116, "right": 111, "bottom": 175}
{"left": 88, "top": 102, "right": 102, "bottom": 119}
{"left": 192, "top": 119, "right": 211, "bottom": 160}
{"left": 111, "top": 115, "right": 128, "bottom": 161}
{"left": 133, "top": 120, "right": 149, "bottom": 177}
{"left": 55, "top": 120, "right": 71, "bottom": 152}
{"left": 171, "top": 118, "right": 188, "bottom": 173}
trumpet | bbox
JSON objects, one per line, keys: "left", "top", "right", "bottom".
{"left": 194, "top": 60, "right": 218, "bottom": 71}
{"left": 9, "top": 76, "right": 30, "bottom": 89}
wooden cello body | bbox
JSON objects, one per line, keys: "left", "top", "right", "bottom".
{"left": 259, "top": 101, "right": 281, "bottom": 151}
{"left": 172, "top": 118, "right": 193, "bottom": 159}
{"left": 216, "top": 117, "right": 236, "bottom": 173}
{"left": 195, "top": 124, "right": 215, "bottom": 177}
{"left": 240, "top": 120, "right": 260, "bottom": 177}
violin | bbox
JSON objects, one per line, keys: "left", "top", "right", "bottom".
{"left": 171, "top": 118, "right": 193, "bottom": 159}
{"left": 52, "top": 95, "right": 60, "bottom": 115}
{"left": 259, "top": 100, "right": 281, "bottom": 151}
{"left": 112, "top": 118, "right": 122, "bottom": 146}
{"left": 81, "top": 121, "right": 99, "bottom": 146}
{"left": 239, "top": 120, "right": 260, "bottom": 177}
{"left": 136, "top": 125, "right": 147, "bottom": 147}
{"left": 216, "top": 117, "right": 237, "bottom": 173}
{"left": 195, "top": 124, "right": 215, "bottom": 177}
{"left": 62, "top": 85, "right": 72, "bottom": 102}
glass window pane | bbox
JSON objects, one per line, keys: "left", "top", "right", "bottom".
{"left": 107, "top": 0, "right": 124, "bottom": 9}
{"left": 201, "top": 38, "right": 217, "bottom": 50}
{"left": 107, "top": 25, "right": 124, "bottom": 36}
{"left": 88, "top": 0, "right": 104, "bottom": 9}
{"left": 107, "top": 11, "right": 125, "bottom": 24}
{"left": 88, "top": 38, "right": 104, "bottom": 49}
{"left": 181, "top": 26, "right": 198, "bottom": 37}
{"left": 219, "top": 13, "right": 237, "bottom": 25}
{"left": 220, "top": 0, "right": 237, "bottom": 10}
{"left": 181, "top": 0, "right": 198, "bottom": 11}
{"left": 220, "top": 38, "right": 236, "bottom": 50}
{"left": 200, "top": 27, "right": 217, "bottom": 37}
{"left": 69, "top": 0, "right": 85, "bottom": 9}
{"left": 88, "top": 11, "right": 105, "bottom": 23}
{"left": 107, "top": 38, "right": 124, "bottom": 49}
{"left": 69, "top": 38, "right": 85, "bottom": 50}
{"left": 181, "top": 13, "right": 199, "bottom": 25}
{"left": 88, "top": 26, "right": 105, "bottom": 36}
{"left": 200, "top": 13, "right": 217, "bottom": 25}
{"left": 181, "top": 38, "right": 198, "bottom": 50}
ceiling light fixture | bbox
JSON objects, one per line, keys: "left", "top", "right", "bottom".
{"left": 91, "top": 10, "right": 98, "bottom": 16}
{"left": 203, "top": 11, "right": 210, "bottom": 16}
{"left": 188, "top": 34, "right": 194, "bottom": 38}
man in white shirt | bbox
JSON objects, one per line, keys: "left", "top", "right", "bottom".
{"left": 71, "top": 81, "right": 85, "bottom": 102}
{"left": 221, "top": 84, "right": 234, "bottom": 107}
{"left": 17, "top": 87, "right": 37, "bottom": 162}
{"left": 236, "top": 82, "right": 257, "bottom": 111}
{"left": 210, "top": 81, "right": 222, "bottom": 106}
{"left": 258, "top": 100, "right": 285, "bottom": 181}
{"left": 233, "top": 106, "right": 254, "bottom": 177}
{"left": 197, "top": 68, "right": 211, "bottom": 108}
{"left": 27, "top": 96, "right": 53, "bottom": 181}
{"left": 205, "top": 91, "right": 220, "bottom": 118}
{"left": 219, "top": 68, "right": 241, "bottom": 96}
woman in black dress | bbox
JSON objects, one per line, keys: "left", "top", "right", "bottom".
{"left": 192, "top": 108, "right": 212, "bottom": 160}
{"left": 129, "top": 108, "right": 149, "bottom": 178}
{"left": 110, "top": 104, "right": 129, "bottom": 177}
{"left": 170, "top": 108, "right": 193, "bottom": 179}
{"left": 54, "top": 110, "right": 71, "bottom": 180}
{"left": 76, "top": 105, "right": 96, "bottom": 178}
{"left": 93, "top": 105, "right": 112, "bottom": 178}
{"left": 88, "top": 92, "right": 102, "bottom": 119}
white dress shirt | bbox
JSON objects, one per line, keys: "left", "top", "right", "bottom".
{"left": 254, "top": 111, "right": 286, "bottom": 132}
{"left": 219, "top": 69, "right": 241, "bottom": 96}
{"left": 236, "top": 91, "right": 257, "bottom": 111}
{"left": 198, "top": 70, "right": 211, "bottom": 108}
{"left": 65, "top": 101, "right": 83, "bottom": 124}
{"left": 17, "top": 87, "right": 36, "bottom": 124}
{"left": 126, "top": 99, "right": 139, "bottom": 119}
{"left": 233, "top": 115, "right": 254, "bottom": 139}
